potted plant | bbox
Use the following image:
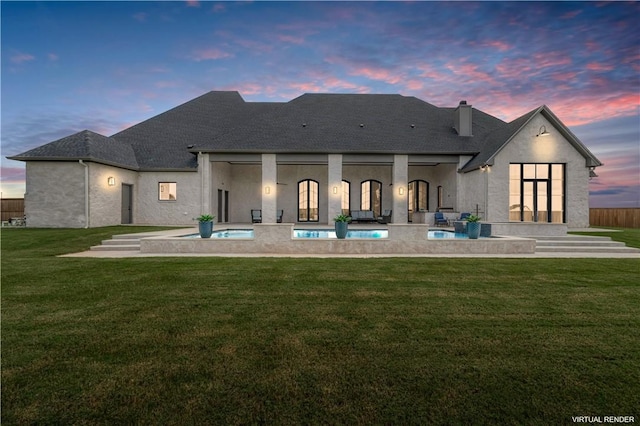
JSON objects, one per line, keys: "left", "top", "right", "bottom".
{"left": 465, "top": 214, "right": 481, "bottom": 239}
{"left": 333, "top": 214, "right": 351, "bottom": 239}
{"left": 196, "top": 214, "right": 215, "bottom": 238}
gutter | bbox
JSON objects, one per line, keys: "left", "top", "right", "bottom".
{"left": 79, "top": 160, "right": 89, "bottom": 228}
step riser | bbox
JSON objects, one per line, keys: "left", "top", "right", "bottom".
{"left": 536, "top": 242, "right": 625, "bottom": 248}
{"left": 101, "top": 239, "right": 141, "bottom": 245}
{"left": 536, "top": 247, "right": 639, "bottom": 253}
{"left": 91, "top": 245, "right": 140, "bottom": 251}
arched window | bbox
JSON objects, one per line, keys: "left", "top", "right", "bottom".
{"left": 341, "top": 180, "right": 350, "bottom": 215}
{"left": 298, "top": 179, "right": 319, "bottom": 222}
{"left": 361, "top": 180, "right": 382, "bottom": 217}
{"left": 409, "top": 180, "right": 429, "bottom": 221}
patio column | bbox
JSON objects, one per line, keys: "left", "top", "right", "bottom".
{"left": 393, "top": 154, "right": 408, "bottom": 224}
{"left": 198, "top": 153, "right": 211, "bottom": 215}
{"left": 261, "top": 154, "right": 277, "bottom": 223}
{"left": 327, "top": 154, "right": 343, "bottom": 224}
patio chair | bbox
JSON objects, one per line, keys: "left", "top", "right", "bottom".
{"left": 458, "top": 212, "right": 471, "bottom": 221}
{"left": 377, "top": 209, "right": 392, "bottom": 224}
{"left": 251, "top": 209, "right": 262, "bottom": 223}
{"left": 434, "top": 212, "right": 449, "bottom": 226}
{"left": 277, "top": 210, "right": 283, "bottom": 223}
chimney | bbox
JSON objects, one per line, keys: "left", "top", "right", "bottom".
{"left": 454, "top": 100, "right": 472, "bottom": 136}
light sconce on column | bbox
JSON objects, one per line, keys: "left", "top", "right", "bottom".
{"left": 332, "top": 186, "right": 338, "bottom": 194}
{"left": 264, "top": 186, "right": 271, "bottom": 195}
{"left": 399, "top": 187, "right": 405, "bottom": 196}
{"left": 107, "top": 176, "right": 115, "bottom": 186}
{"left": 536, "top": 125, "right": 550, "bottom": 137}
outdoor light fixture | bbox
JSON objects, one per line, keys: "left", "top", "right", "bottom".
{"left": 333, "top": 186, "right": 338, "bottom": 194}
{"left": 107, "top": 176, "right": 115, "bottom": 186}
{"left": 399, "top": 187, "right": 405, "bottom": 196}
{"left": 589, "top": 167, "right": 598, "bottom": 180}
{"left": 536, "top": 125, "right": 550, "bottom": 137}
{"left": 264, "top": 186, "right": 271, "bottom": 195}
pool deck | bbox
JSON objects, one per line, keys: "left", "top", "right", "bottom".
{"left": 60, "top": 224, "right": 640, "bottom": 259}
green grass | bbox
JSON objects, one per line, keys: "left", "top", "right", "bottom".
{"left": 570, "top": 226, "right": 640, "bottom": 249}
{"left": 2, "top": 227, "right": 639, "bottom": 425}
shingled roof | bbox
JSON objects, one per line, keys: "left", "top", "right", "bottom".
{"left": 9, "top": 91, "right": 601, "bottom": 171}
{"left": 9, "top": 130, "right": 138, "bottom": 169}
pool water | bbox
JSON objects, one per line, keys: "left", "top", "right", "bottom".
{"left": 428, "top": 230, "right": 470, "bottom": 239}
{"left": 294, "top": 229, "right": 388, "bottom": 239}
{"left": 186, "top": 229, "right": 255, "bottom": 238}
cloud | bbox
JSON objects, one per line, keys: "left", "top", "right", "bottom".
{"left": 190, "top": 48, "right": 233, "bottom": 61}
{"left": 185, "top": 1, "right": 200, "bottom": 8}
{"left": 10, "top": 52, "right": 35, "bottom": 64}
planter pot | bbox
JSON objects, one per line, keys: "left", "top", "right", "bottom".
{"left": 467, "top": 222, "right": 481, "bottom": 239}
{"left": 335, "top": 222, "right": 348, "bottom": 239}
{"left": 199, "top": 221, "right": 214, "bottom": 238}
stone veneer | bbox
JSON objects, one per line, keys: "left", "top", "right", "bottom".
{"left": 139, "top": 223, "right": 536, "bottom": 255}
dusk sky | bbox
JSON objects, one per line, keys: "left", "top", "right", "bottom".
{"left": 2, "top": 1, "right": 639, "bottom": 207}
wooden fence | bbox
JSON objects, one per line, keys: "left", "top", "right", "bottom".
{"left": 590, "top": 208, "right": 640, "bottom": 228}
{"left": 1, "top": 198, "right": 25, "bottom": 222}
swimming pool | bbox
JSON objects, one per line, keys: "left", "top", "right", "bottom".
{"left": 428, "top": 230, "right": 471, "bottom": 239}
{"left": 185, "top": 229, "right": 254, "bottom": 239}
{"left": 293, "top": 229, "right": 388, "bottom": 239}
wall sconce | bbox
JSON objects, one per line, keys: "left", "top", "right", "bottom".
{"left": 399, "top": 187, "right": 405, "bottom": 196}
{"left": 536, "top": 125, "right": 550, "bottom": 137}
{"left": 332, "top": 186, "right": 338, "bottom": 194}
{"left": 264, "top": 186, "right": 271, "bottom": 195}
{"left": 107, "top": 176, "right": 115, "bottom": 186}
{"left": 589, "top": 167, "right": 598, "bottom": 180}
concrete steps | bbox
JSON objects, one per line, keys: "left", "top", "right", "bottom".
{"left": 90, "top": 236, "right": 141, "bottom": 251}
{"left": 532, "top": 235, "right": 640, "bottom": 254}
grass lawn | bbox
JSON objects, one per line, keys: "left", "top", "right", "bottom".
{"left": 2, "top": 227, "right": 639, "bottom": 425}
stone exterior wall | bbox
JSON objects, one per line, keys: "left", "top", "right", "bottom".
{"left": 24, "top": 162, "right": 86, "bottom": 227}
{"left": 88, "top": 163, "right": 138, "bottom": 227}
{"left": 135, "top": 171, "right": 200, "bottom": 225}
{"left": 490, "top": 115, "right": 591, "bottom": 227}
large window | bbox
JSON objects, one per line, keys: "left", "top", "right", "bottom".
{"left": 509, "top": 164, "right": 564, "bottom": 223}
{"left": 298, "top": 179, "right": 319, "bottom": 222}
{"left": 408, "top": 180, "right": 429, "bottom": 221}
{"left": 159, "top": 182, "right": 177, "bottom": 200}
{"left": 341, "top": 180, "right": 350, "bottom": 215}
{"left": 361, "top": 180, "right": 382, "bottom": 217}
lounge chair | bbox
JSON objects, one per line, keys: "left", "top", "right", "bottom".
{"left": 351, "top": 210, "right": 376, "bottom": 223}
{"left": 251, "top": 209, "right": 262, "bottom": 223}
{"left": 277, "top": 210, "right": 283, "bottom": 223}
{"left": 458, "top": 212, "right": 471, "bottom": 221}
{"left": 377, "top": 209, "right": 392, "bottom": 224}
{"left": 434, "top": 212, "right": 449, "bottom": 226}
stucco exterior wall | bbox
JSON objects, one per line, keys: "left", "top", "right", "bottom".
{"left": 24, "top": 162, "right": 87, "bottom": 227}
{"left": 135, "top": 171, "right": 200, "bottom": 225}
{"left": 489, "top": 116, "right": 591, "bottom": 227}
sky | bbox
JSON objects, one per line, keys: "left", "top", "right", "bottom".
{"left": 1, "top": 1, "right": 639, "bottom": 207}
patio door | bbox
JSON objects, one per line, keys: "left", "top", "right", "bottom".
{"left": 522, "top": 180, "right": 548, "bottom": 222}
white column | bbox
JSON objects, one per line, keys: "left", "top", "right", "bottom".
{"left": 392, "top": 154, "right": 408, "bottom": 224}
{"left": 261, "top": 154, "right": 277, "bottom": 223}
{"left": 327, "top": 154, "right": 343, "bottom": 224}
{"left": 199, "top": 153, "right": 212, "bottom": 215}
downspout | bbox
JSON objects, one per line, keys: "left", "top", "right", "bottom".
{"left": 79, "top": 160, "right": 89, "bottom": 228}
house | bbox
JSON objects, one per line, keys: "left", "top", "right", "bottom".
{"left": 8, "top": 91, "right": 602, "bottom": 228}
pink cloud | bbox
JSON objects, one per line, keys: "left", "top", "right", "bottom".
{"left": 0, "top": 167, "right": 26, "bottom": 183}
{"left": 10, "top": 52, "right": 35, "bottom": 64}
{"left": 191, "top": 48, "right": 233, "bottom": 61}
{"left": 278, "top": 35, "right": 305, "bottom": 45}
{"left": 586, "top": 62, "right": 614, "bottom": 72}
{"left": 48, "top": 53, "right": 59, "bottom": 61}
{"left": 212, "top": 3, "right": 225, "bottom": 13}
{"left": 186, "top": 0, "right": 200, "bottom": 8}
